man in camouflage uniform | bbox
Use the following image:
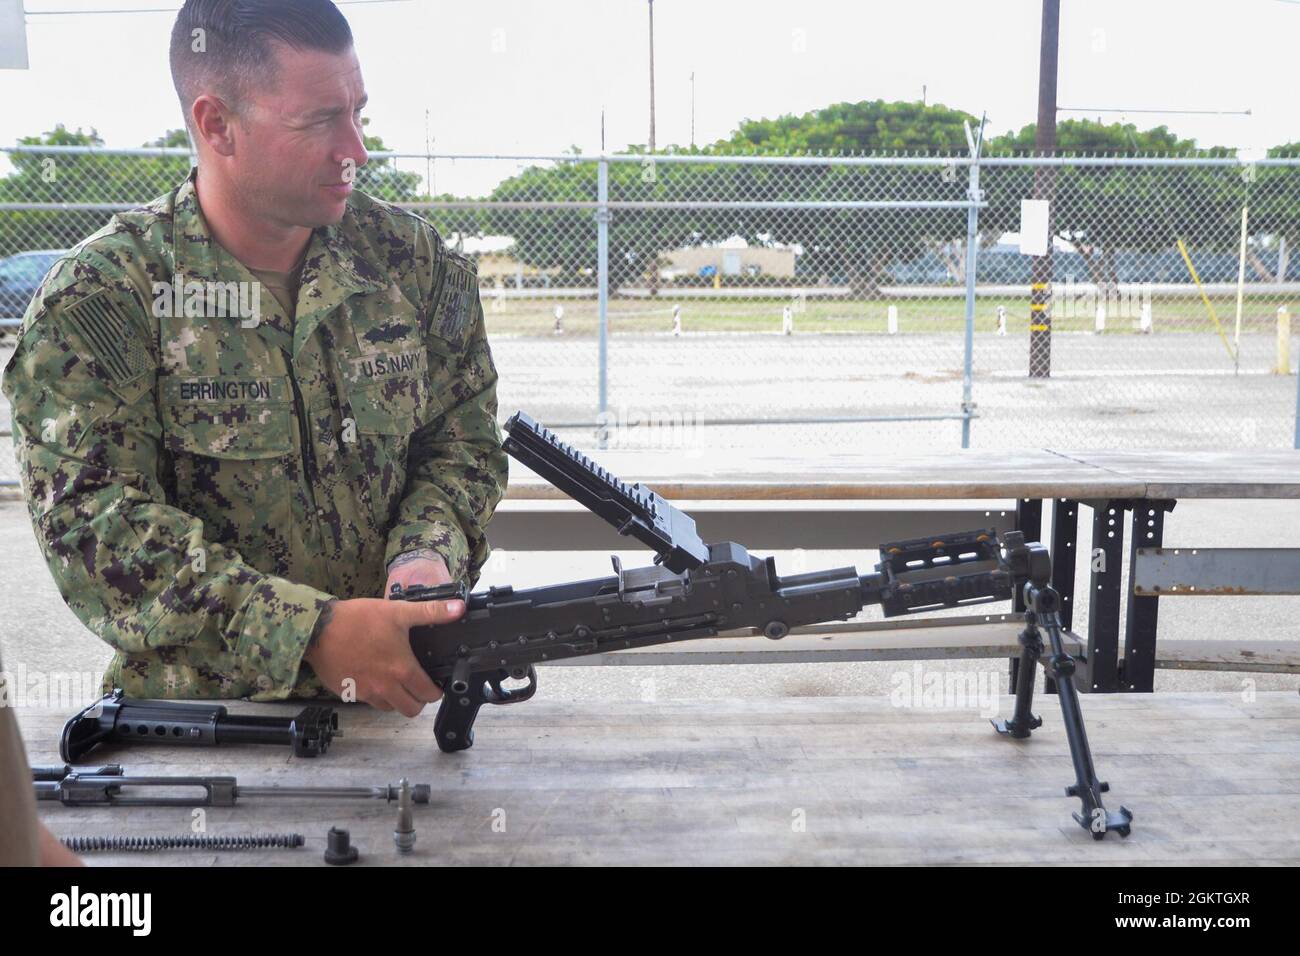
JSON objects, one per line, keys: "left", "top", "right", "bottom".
{"left": 2, "top": 0, "right": 507, "bottom": 716}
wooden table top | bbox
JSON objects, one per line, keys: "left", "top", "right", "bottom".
{"left": 503, "top": 447, "right": 1300, "bottom": 501}
{"left": 19, "top": 691, "right": 1300, "bottom": 866}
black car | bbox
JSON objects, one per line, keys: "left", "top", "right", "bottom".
{"left": 0, "top": 249, "right": 66, "bottom": 321}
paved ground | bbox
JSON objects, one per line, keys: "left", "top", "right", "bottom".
{"left": 4, "top": 330, "right": 1297, "bottom": 452}
{"left": 488, "top": 331, "right": 1299, "bottom": 450}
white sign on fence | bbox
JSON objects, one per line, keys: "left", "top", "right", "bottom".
{"left": 1018, "top": 199, "right": 1050, "bottom": 256}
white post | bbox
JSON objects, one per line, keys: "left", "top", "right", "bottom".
{"left": 782, "top": 305, "right": 793, "bottom": 335}
{"left": 887, "top": 304, "right": 898, "bottom": 335}
{"left": 1094, "top": 302, "right": 1106, "bottom": 333}
{"left": 553, "top": 304, "right": 564, "bottom": 335}
{"left": 492, "top": 275, "right": 505, "bottom": 312}
{"left": 1139, "top": 301, "right": 1153, "bottom": 334}
{"left": 1278, "top": 306, "right": 1292, "bottom": 375}
{"left": 1234, "top": 205, "right": 1249, "bottom": 374}
{"left": 672, "top": 304, "right": 681, "bottom": 336}
{"left": 996, "top": 305, "right": 1007, "bottom": 336}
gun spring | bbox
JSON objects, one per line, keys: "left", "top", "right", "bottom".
{"left": 60, "top": 833, "right": 305, "bottom": 852}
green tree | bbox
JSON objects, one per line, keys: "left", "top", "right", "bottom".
{"left": 982, "top": 119, "right": 1237, "bottom": 286}
{"left": 0, "top": 124, "right": 192, "bottom": 256}
{"left": 354, "top": 125, "right": 423, "bottom": 202}
{"left": 0, "top": 123, "right": 424, "bottom": 257}
{"left": 1249, "top": 143, "right": 1300, "bottom": 280}
{"left": 486, "top": 101, "right": 984, "bottom": 293}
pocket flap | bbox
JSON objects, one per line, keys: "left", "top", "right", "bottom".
{"left": 162, "top": 391, "right": 292, "bottom": 460}
{"left": 348, "top": 375, "right": 435, "bottom": 435}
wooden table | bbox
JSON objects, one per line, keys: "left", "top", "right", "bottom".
{"left": 21, "top": 691, "right": 1300, "bottom": 866}
{"left": 503, "top": 448, "right": 1300, "bottom": 500}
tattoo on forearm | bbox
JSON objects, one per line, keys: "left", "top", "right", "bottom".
{"left": 308, "top": 600, "right": 336, "bottom": 653}
{"left": 387, "top": 548, "right": 441, "bottom": 572}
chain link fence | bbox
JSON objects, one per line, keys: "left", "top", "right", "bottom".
{"left": 2, "top": 145, "right": 1297, "bottom": 453}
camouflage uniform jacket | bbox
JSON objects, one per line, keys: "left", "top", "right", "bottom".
{"left": 2, "top": 167, "right": 508, "bottom": 701}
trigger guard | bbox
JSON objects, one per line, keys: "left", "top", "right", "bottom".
{"left": 485, "top": 666, "right": 538, "bottom": 705}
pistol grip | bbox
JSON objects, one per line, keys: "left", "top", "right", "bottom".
{"left": 433, "top": 666, "right": 539, "bottom": 753}
{"left": 433, "top": 681, "right": 482, "bottom": 753}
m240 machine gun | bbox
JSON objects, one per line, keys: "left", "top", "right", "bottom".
{"left": 399, "top": 412, "right": 1132, "bottom": 838}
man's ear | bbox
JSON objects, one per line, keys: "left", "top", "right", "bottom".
{"left": 191, "top": 94, "right": 238, "bottom": 157}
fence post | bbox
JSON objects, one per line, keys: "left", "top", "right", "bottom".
{"left": 961, "top": 149, "right": 982, "bottom": 449}
{"left": 597, "top": 156, "right": 610, "bottom": 448}
{"left": 1293, "top": 308, "right": 1300, "bottom": 449}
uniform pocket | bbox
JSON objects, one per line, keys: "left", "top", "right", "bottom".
{"left": 159, "top": 377, "right": 294, "bottom": 553}
{"left": 160, "top": 377, "right": 294, "bottom": 457}
{"left": 162, "top": 403, "right": 294, "bottom": 458}
{"left": 345, "top": 375, "right": 429, "bottom": 531}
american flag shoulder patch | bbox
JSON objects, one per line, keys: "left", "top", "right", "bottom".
{"left": 64, "top": 291, "right": 150, "bottom": 385}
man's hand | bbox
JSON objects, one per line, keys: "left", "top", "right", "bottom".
{"left": 385, "top": 548, "right": 453, "bottom": 598}
{"left": 304, "top": 596, "right": 465, "bottom": 717}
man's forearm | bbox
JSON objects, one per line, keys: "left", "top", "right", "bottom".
{"left": 387, "top": 548, "right": 444, "bottom": 574}
{"left": 306, "top": 599, "right": 337, "bottom": 657}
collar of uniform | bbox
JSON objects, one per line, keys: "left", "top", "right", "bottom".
{"left": 170, "top": 167, "right": 388, "bottom": 359}
{"left": 294, "top": 210, "right": 389, "bottom": 356}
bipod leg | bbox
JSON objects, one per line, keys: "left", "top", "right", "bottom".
{"left": 1034, "top": 584, "right": 1133, "bottom": 840}
{"left": 992, "top": 613, "right": 1044, "bottom": 738}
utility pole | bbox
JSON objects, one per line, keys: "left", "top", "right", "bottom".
{"left": 648, "top": 0, "right": 656, "bottom": 153}
{"left": 1029, "top": 0, "right": 1059, "bottom": 378}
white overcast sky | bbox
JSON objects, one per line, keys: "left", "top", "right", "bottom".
{"left": 0, "top": 0, "right": 1294, "bottom": 195}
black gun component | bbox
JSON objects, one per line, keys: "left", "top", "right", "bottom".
{"left": 410, "top": 413, "right": 1014, "bottom": 751}
{"left": 33, "top": 765, "right": 430, "bottom": 808}
{"left": 62, "top": 833, "right": 306, "bottom": 853}
{"left": 404, "top": 411, "right": 1132, "bottom": 838}
{"left": 60, "top": 689, "right": 339, "bottom": 762}
{"left": 502, "top": 411, "right": 709, "bottom": 572}
{"left": 993, "top": 541, "right": 1133, "bottom": 839}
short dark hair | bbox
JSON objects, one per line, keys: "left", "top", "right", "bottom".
{"left": 170, "top": 0, "right": 353, "bottom": 132}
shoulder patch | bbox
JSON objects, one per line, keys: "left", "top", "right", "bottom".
{"left": 64, "top": 291, "right": 151, "bottom": 386}
{"left": 436, "top": 253, "right": 479, "bottom": 340}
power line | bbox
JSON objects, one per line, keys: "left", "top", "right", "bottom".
{"left": 1059, "top": 106, "right": 1252, "bottom": 117}
{"left": 26, "top": 0, "right": 413, "bottom": 15}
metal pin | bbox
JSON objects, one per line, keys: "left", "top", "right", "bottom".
{"left": 394, "top": 778, "right": 416, "bottom": 854}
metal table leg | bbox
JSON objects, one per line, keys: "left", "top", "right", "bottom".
{"left": 1122, "top": 499, "right": 1174, "bottom": 692}
{"left": 1085, "top": 499, "right": 1127, "bottom": 693}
